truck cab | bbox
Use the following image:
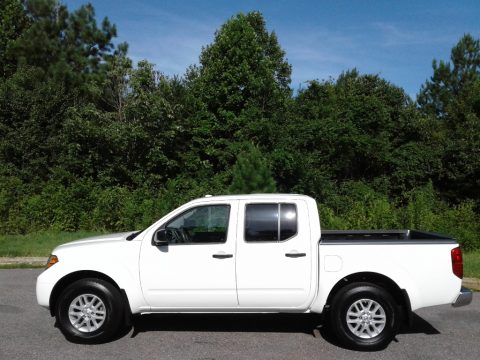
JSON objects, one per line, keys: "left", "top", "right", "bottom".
{"left": 139, "top": 194, "right": 318, "bottom": 310}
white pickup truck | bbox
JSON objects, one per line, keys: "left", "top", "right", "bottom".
{"left": 36, "top": 194, "right": 472, "bottom": 350}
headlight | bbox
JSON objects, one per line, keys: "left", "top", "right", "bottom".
{"left": 46, "top": 255, "right": 59, "bottom": 269}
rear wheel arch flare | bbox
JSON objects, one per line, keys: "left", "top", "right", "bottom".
{"left": 325, "top": 272, "right": 411, "bottom": 316}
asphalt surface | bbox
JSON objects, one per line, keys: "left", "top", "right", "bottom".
{"left": 0, "top": 269, "right": 478, "bottom": 360}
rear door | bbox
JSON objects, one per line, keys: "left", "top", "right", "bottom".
{"left": 236, "top": 199, "right": 313, "bottom": 309}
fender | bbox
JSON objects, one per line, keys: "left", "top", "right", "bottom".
{"left": 311, "top": 242, "right": 461, "bottom": 313}
{"left": 310, "top": 267, "right": 419, "bottom": 313}
{"left": 37, "top": 239, "right": 147, "bottom": 314}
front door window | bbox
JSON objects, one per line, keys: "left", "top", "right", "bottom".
{"left": 165, "top": 205, "right": 230, "bottom": 244}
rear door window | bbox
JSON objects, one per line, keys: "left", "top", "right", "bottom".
{"left": 245, "top": 203, "right": 297, "bottom": 242}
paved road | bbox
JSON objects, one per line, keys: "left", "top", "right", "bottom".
{"left": 0, "top": 270, "right": 478, "bottom": 360}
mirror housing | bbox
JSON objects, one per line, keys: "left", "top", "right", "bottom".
{"left": 152, "top": 229, "right": 169, "bottom": 246}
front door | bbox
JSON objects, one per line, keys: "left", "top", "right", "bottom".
{"left": 140, "top": 202, "right": 238, "bottom": 309}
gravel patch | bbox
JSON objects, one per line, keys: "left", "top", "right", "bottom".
{"left": 0, "top": 257, "right": 48, "bottom": 266}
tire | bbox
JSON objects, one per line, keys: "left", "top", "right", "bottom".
{"left": 328, "top": 282, "right": 399, "bottom": 350}
{"left": 55, "top": 278, "right": 124, "bottom": 343}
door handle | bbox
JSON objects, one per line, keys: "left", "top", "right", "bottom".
{"left": 212, "top": 253, "right": 233, "bottom": 259}
{"left": 285, "top": 252, "right": 306, "bottom": 258}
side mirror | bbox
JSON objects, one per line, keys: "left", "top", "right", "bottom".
{"left": 152, "top": 229, "right": 169, "bottom": 246}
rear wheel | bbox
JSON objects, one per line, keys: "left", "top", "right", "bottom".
{"left": 328, "top": 282, "right": 399, "bottom": 350}
{"left": 55, "top": 278, "right": 124, "bottom": 342}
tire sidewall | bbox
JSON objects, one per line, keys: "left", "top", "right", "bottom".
{"left": 56, "top": 278, "right": 122, "bottom": 342}
{"left": 330, "top": 283, "right": 398, "bottom": 350}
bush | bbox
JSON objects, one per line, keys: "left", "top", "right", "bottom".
{"left": 401, "top": 182, "right": 437, "bottom": 230}
{"left": 0, "top": 175, "right": 25, "bottom": 233}
{"left": 317, "top": 181, "right": 479, "bottom": 251}
{"left": 3, "top": 175, "right": 98, "bottom": 233}
{"left": 433, "top": 202, "right": 480, "bottom": 252}
{"left": 1, "top": 176, "right": 478, "bottom": 252}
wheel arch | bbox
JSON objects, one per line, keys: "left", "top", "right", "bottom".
{"left": 49, "top": 270, "right": 131, "bottom": 320}
{"left": 324, "top": 271, "right": 412, "bottom": 326}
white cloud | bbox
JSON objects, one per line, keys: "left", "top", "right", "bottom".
{"left": 373, "top": 22, "right": 457, "bottom": 47}
{"left": 278, "top": 27, "right": 370, "bottom": 87}
{"left": 116, "top": 6, "right": 221, "bottom": 75}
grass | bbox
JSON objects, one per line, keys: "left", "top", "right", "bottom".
{"left": 464, "top": 250, "right": 480, "bottom": 279}
{"left": 0, "top": 231, "right": 104, "bottom": 257}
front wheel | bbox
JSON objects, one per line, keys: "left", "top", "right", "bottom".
{"left": 55, "top": 278, "right": 124, "bottom": 342}
{"left": 328, "top": 282, "right": 399, "bottom": 350}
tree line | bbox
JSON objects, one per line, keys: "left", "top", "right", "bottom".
{"left": 0, "top": 0, "right": 479, "bottom": 250}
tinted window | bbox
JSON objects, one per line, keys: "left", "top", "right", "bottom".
{"left": 245, "top": 204, "right": 278, "bottom": 241}
{"left": 165, "top": 205, "right": 230, "bottom": 244}
{"left": 280, "top": 203, "right": 297, "bottom": 240}
{"left": 245, "top": 203, "right": 297, "bottom": 242}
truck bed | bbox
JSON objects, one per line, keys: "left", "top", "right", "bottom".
{"left": 320, "top": 230, "right": 457, "bottom": 244}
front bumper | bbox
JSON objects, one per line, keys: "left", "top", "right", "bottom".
{"left": 452, "top": 287, "right": 473, "bottom": 307}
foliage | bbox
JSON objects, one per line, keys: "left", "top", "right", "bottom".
{"left": 188, "top": 11, "right": 292, "bottom": 172}
{"left": 13, "top": 0, "right": 117, "bottom": 93}
{"left": 418, "top": 34, "right": 480, "bottom": 204}
{"left": 418, "top": 34, "right": 480, "bottom": 118}
{"left": 0, "top": 2, "right": 478, "bottom": 252}
{"left": 0, "top": 0, "right": 31, "bottom": 77}
{"left": 272, "top": 70, "right": 437, "bottom": 204}
{"left": 229, "top": 144, "right": 276, "bottom": 194}
{"left": 318, "top": 183, "right": 480, "bottom": 251}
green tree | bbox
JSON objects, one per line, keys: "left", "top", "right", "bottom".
{"left": 0, "top": 66, "right": 70, "bottom": 181}
{"left": 101, "top": 42, "right": 132, "bottom": 120}
{"left": 0, "top": 0, "right": 120, "bottom": 182}
{"left": 122, "top": 61, "right": 192, "bottom": 186}
{"left": 0, "top": 0, "right": 31, "bottom": 77}
{"left": 229, "top": 144, "right": 276, "bottom": 194}
{"left": 276, "top": 70, "right": 432, "bottom": 202}
{"left": 189, "top": 12, "right": 292, "bottom": 172}
{"left": 12, "top": 0, "right": 117, "bottom": 95}
{"left": 418, "top": 34, "right": 480, "bottom": 203}
{"left": 418, "top": 34, "right": 480, "bottom": 118}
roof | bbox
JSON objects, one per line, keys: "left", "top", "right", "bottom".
{"left": 188, "top": 193, "right": 313, "bottom": 203}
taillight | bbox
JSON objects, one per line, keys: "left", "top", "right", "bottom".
{"left": 451, "top": 247, "right": 463, "bottom": 279}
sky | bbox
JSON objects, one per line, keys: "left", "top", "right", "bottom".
{"left": 64, "top": 0, "right": 480, "bottom": 98}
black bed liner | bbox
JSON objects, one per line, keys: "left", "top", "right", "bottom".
{"left": 320, "top": 230, "right": 457, "bottom": 245}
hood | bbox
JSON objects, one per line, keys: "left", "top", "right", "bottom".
{"left": 54, "top": 231, "right": 135, "bottom": 252}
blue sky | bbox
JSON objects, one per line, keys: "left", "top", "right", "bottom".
{"left": 64, "top": 0, "right": 480, "bottom": 98}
